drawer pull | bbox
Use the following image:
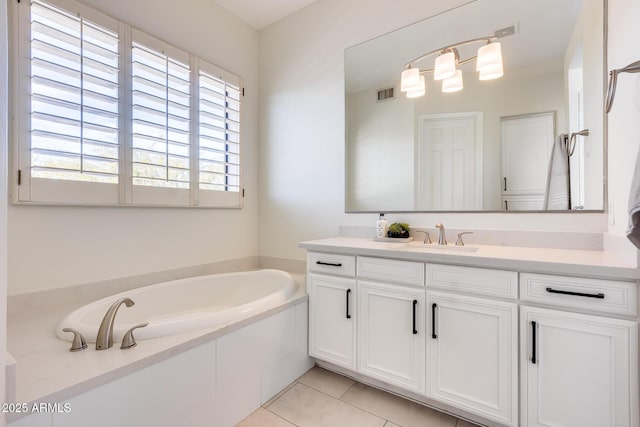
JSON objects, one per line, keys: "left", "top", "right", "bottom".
{"left": 531, "top": 321, "right": 537, "bottom": 364}
{"left": 316, "top": 261, "right": 343, "bottom": 267}
{"left": 346, "top": 289, "right": 351, "bottom": 319}
{"left": 545, "top": 287, "right": 605, "bottom": 299}
{"left": 412, "top": 300, "right": 418, "bottom": 335}
{"left": 431, "top": 303, "right": 437, "bottom": 339}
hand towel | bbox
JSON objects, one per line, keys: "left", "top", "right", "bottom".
{"left": 626, "top": 147, "right": 640, "bottom": 248}
{"left": 543, "top": 134, "right": 570, "bottom": 210}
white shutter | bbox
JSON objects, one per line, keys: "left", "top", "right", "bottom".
{"left": 197, "top": 61, "right": 243, "bottom": 207}
{"left": 130, "top": 30, "right": 191, "bottom": 205}
{"left": 20, "top": 0, "right": 121, "bottom": 203}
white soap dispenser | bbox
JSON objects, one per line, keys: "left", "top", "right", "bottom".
{"left": 376, "top": 213, "right": 388, "bottom": 238}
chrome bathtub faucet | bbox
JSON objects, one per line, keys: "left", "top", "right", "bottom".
{"left": 96, "top": 297, "right": 135, "bottom": 350}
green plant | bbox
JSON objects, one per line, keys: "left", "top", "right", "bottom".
{"left": 388, "top": 222, "right": 410, "bottom": 234}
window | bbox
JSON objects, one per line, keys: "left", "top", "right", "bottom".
{"left": 15, "top": 0, "right": 243, "bottom": 207}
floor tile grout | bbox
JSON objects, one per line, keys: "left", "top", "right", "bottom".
{"left": 263, "top": 405, "right": 301, "bottom": 427}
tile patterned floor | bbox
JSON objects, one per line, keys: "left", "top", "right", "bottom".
{"left": 237, "top": 367, "right": 480, "bottom": 427}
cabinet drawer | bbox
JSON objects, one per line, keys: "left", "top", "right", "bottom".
{"left": 425, "top": 263, "right": 518, "bottom": 299}
{"left": 520, "top": 273, "right": 637, "bottom": 316}
{"left": 307, "top": 252, "right": 356, "bottom": 277}
{"left": 357, "top": 256, "right": 424, "bottom": 287}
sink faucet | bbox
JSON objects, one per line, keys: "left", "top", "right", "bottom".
{"left": 435, "top": 223, "right": 447, "bottom": 245}
{"left": 96, "top": 298, "right": 134, "bottom": 350}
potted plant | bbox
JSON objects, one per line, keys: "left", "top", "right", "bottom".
{"left": 387, "top": 222, "right": 410, "bottom": 238}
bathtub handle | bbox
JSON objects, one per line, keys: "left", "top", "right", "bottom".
{"left": 121, "top": 323, "right": 149, "bottom": 350}
{"left": 346, "top": 289, "right": 352, "bottom": 319}
{"left": 62, "top": 328, "right": 88, "bottom": 352}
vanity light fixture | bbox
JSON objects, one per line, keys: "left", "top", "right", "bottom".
{"left": 400, "top": 26, "right": 514, "bottom": 98}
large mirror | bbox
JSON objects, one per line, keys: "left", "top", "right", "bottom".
{"left": 345, "top": 0, "right": 605, "bottom": 212}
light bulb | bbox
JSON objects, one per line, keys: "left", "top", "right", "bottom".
{"left": 476, "top": 42, "right": 503, "bottom": 73}
{"left": 406, "top": 75, "right": 425, "bottom": 98}
{"left": 442, "top": 70, "right": 463, "bottom": 93}
{"left": 400, "top": 67, "right": 420, "bottom": 92}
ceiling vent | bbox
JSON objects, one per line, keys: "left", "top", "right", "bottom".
{"left": 377, "top": 87, "right": 395, "bottom": 102}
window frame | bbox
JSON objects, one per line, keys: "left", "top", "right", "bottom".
{"left": 11, "top": 0, "right": 244, "bottom": 208}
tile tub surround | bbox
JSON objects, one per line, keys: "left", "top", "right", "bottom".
{"left": 5, "top": 272, "right": 310, "bottom": 425}
{"left": 239, "top": 367, "right": 479, "bottom": 427}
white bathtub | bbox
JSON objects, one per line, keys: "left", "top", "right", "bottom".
{"left": 56, "top": 269, "right": 298, "bottom": 343}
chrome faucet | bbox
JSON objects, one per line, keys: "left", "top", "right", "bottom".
{"left": 435, "top": 223, "right": 447, "bottom": 245}
{"left": 96, "top": 298, "right": 134, "bottom": 350}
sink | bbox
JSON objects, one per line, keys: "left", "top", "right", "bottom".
{"left": 400, "top": 242, "right": 479, "bottom": 253}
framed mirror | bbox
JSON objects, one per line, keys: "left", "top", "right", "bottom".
{"left": 345, "top": 0, "right": 606, "bottom": 212}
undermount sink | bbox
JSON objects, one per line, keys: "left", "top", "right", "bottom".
{"left": 399, "top": 241, "right": 479, "bottom": 253}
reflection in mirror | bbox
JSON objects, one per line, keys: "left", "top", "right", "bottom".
{"left": 345, "top": 0, "right": 605, "bottom": 212}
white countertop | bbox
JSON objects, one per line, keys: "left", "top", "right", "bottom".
{"left": 299, "top": 237, "right": 640, "bottom": 281}
{"left": 6, "top": 274, "right": 308, "bottom": 423}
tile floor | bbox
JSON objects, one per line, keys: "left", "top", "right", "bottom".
{"left": 237, "top": 366, "right": 479, "bottom": 427}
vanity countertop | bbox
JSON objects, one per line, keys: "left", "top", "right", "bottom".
{"left": 299, "top": 237, "right": 640, "bottom": 281}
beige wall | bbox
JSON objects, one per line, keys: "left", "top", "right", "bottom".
{"left": 605, "top": 0, "right": 640, "bottom": 263}
{"left": 1, "top": 0, "right": 7, "bottom": 419}
{"left": 7, "top": 0, "right": 260, "bottom": 295}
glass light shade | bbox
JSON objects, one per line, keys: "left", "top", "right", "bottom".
{"left": 476, "top": 42, "right": 503, "bottom": 72}
{"left": 442, "top": 70, "right": 463, "bottom": 93}
{"left": 406, "top": 76, "right": 425, "bottom": 98}
{"left": 479, "top": 63, "right": 504, "bottom": 80}
{"left": 434, "top": 51, "right": 456, "bottom": 80}
{"left": 400, "top": 67, "right": 421, "bottom": 91}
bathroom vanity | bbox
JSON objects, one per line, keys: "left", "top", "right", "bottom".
{"left": 299, "top": 237, "right": 639, "bottom": 427}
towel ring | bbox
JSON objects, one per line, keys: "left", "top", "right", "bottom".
{"left": 567, "top": 129, "right": 589, "bottom": 157}
{"left": 605, "top": 60, "right": 640, "bottom": 113}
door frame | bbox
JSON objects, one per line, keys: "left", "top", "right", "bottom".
{"left": 415, "top": 112, "right": 483, "bottom": 210}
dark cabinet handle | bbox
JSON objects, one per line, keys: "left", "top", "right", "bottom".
{"left": 412, "top": 300, "right": 418, "bottom": 334}
{"left": 346, "top": 289, "right": 351, "bottom": 319}
{"left": 504, "top": 177, "right": 507, "bottom": 191}
{"left": 505, "top": 200, "right": 509, "bottom": 211}
{"left": 316, "top": 261, "right": 342, "bottom": 267}
{"left": 531, "top": 321, "right": 537, "bottom": 364}
{"left": 431, "top": 303, "right": 437, "bottom": 339}
{"left": 546, "top": 287, "right": 604, "bottom": 299}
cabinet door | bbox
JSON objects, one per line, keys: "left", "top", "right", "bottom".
{"left": 521, "top": 306, "right": 638, "bottom": 427}
{"left": 308, "top": 273, "right": 356, "bottom": 369}
{"left": 427, "top": 291, "right": 518, "bottom": 426}
{"left": 358, "top": 280, "right": 425, "bottom": 394}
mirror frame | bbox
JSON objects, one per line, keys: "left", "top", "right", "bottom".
{"left": 344, "top": 0, "right": 608, "bottom": 214}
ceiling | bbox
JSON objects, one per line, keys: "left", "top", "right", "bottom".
{"left": 211, "top": 0, "right": 318, "bottom": 30}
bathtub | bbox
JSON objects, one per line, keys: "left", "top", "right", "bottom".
{"left": 56, "top": 269, "right": 298, "bottom": 343}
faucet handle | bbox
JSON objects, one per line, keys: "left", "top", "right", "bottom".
{"left": 455, "top": 232, "right": 474, "bottom": 246}
{"left": 121, "top": 323, "right": 149, "bottom": 350}
{"left": 62, "top": 328, "right": 88, "bottom": 352}
{"left": 412, "top": 230, "right": 431, "bottom": 244}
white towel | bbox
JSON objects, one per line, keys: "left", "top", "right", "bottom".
{"left": 543, "top": 134, "right": 570, "bottom": 210}
{"left": 626, "top": 147, "right": 640, "bottom": 248}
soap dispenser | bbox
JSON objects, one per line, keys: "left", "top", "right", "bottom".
{"left": 376, "top": 213, "right": 388, "bottom": 238}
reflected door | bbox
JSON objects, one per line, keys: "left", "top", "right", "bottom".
{"left": 416, "top": 113, "right": 482, "bottom": 210}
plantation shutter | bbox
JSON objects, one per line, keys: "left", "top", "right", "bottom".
{"left": 197, "top": 60, "right": 243, "bottom": 207}
{"left": 130, "top": 30, "right": 191, "bottom": 205}
{"left": 19, "top": 0, "right": 121, "bottom": 203}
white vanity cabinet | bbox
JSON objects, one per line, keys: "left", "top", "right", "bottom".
{"left": 358, "top": 280, "right": 425, "bottom": 393}
{"left": 302, "top": 244, "right": 639, "bottom": 427}
{"left": 425, "top": 263, "right": 518, "bottom": 426}
{"left": 426, "top": 291, "right": 517, "bottom": 426}
{"left": 520, "top": 274, "right": 639, "bottom": 427}
{"left": 307, "top": 253, "right": 357, "bottom": 370}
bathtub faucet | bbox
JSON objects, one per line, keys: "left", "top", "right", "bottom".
{"left": 96, "top": 298, "right": 135, "bottom": 350}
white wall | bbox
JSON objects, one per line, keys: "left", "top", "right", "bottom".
{"left": 1, "top": 0, "right": 8, "bottom": 421}
{"left": 605, "top": 0, "right": 640, "bottom": 263}
{"left": 258, "top": 0, "right": 607, "bottom": 261}
{"left": 7, "top": 0, "right": 260, "bottom": 295}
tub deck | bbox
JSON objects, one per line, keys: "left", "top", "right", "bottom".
{"left": 5, "top": 273, "right": 307, "bottom": 424}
